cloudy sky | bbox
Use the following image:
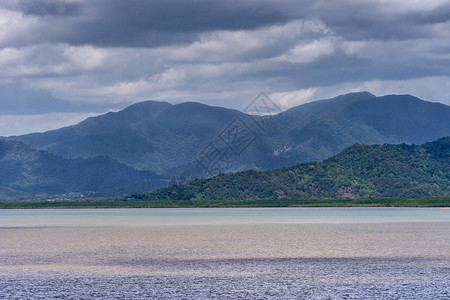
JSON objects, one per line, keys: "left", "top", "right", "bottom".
{"left": 1, "top": 0, "right": 450, "bottom": 136}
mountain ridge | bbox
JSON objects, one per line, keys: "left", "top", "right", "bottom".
{"left": 10, "top": 92, "right": 450, "bottom": 171}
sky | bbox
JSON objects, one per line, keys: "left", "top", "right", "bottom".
{"left": 1, "top": 0, "right": 450, "bottom": 136}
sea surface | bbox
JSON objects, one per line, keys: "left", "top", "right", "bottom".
{"left": 1, "top": 208, "right": 449, "bottom": 299}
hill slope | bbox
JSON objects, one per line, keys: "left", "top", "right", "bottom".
{"left": 11, "top": 101, "right": 245, "bottom": 174}
{"left": 131, "top": 137, "right": 450, "bottom": 201}
{"left": 0, "top": 139, "right": 167, "bottom": 201}
{"left": 9, "top": 92, "right": 450, "bottom": 180}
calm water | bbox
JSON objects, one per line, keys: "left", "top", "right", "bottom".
{"left": 1, "top": 208, "right": 449, "bottom": 299}
{"left": 1, "top": 207, "right": 449, "bottom": 227}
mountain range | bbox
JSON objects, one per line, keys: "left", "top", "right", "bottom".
{"left": 3, "top": 91, "right": 450, "bottom": 200}
{"left": 11, "top": 92, "right": 450, "bottom": 175}
{"left": 130, "top": 137, "right": 450, "bottom": 201}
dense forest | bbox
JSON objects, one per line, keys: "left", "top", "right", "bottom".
{"left": 129, "top": 137, "right": 450, "bottom": 202}
{"left": 0, "top": 139, "right": 166, "bottom": 201}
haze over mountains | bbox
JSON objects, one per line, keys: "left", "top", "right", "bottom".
{"left": 3, "top": 91, "right": 450, "bottom": 200}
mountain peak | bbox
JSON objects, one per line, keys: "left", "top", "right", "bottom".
{"left": 335, "top": 91, "right": 376, "bottom": 99}
{"left": 326, "top": 91, "right": 376, "bottom": 104}
{"left": 79, "top": 100, "right": 173, "bottom": 127}
{"left": 124, "top": 100, "right": 172, "bottom": 111}
{"left": 284, "top": 91, "right": 376, "bottom": 115}
{"left": 119, "top": 100, "right": 172, "bottom": 117}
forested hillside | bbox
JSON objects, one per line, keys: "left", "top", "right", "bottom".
{"left": 131, "top": 137, "right": 450, "bottom": 201}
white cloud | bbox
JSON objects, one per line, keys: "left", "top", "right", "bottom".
{"left": 342, "top": 38, "right": 450, "bottom": 61}
{"left": 269, "top": 88, "right": 318, "bottom": 110}
{"left": 62, "top": 45, "right": 109, "bottom": 71}
{"left": 86, "top": 68, "right": 187, "bottom": 100}
{"left": 2, "top": 19, "right": 332, "bottom": 107}
{"left": 0, "top": 44, "right": 109, "bottom": 76}
{"left": 153, "top": 19, "right": 330, "bottom": 63}
{"left": 0, "top": 9, "right": 38, "bottom": 47}
{"left": 26, "top": 67, "right": 187, "bottom": 103}
{"left": 275, "top": 38, "right": 335, "bottom": 64}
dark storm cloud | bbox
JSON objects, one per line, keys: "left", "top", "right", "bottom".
{"left": 89, "top": 0, "right": 286, "bottom": 32}
{"left": 409, "top": 3, "right": 450, "bottom": 24}
{"left": 278, "top": 1, "right": 450, "bottom": 40}
{"left": 5, "top": 0, "right": 449, "bottom": 47}
{"left": 5, "top": 0, "right": 292, "bottom": 48}
{"left": 18, "top": 0, "right": 83, "bottom": 17}
{"left": 88, "top": 0, "right": 446, "bottom": 43}
{"left": 1, "top": 0, "right": 450, "bottom": 136}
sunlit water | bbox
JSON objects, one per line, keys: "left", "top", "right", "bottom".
{"left": 1, "top": 208, "right": 449, "bottom": 299}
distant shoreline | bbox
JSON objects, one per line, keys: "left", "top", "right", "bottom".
{"left": 1, "top": 197, "right": 449, "bottom": 209}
